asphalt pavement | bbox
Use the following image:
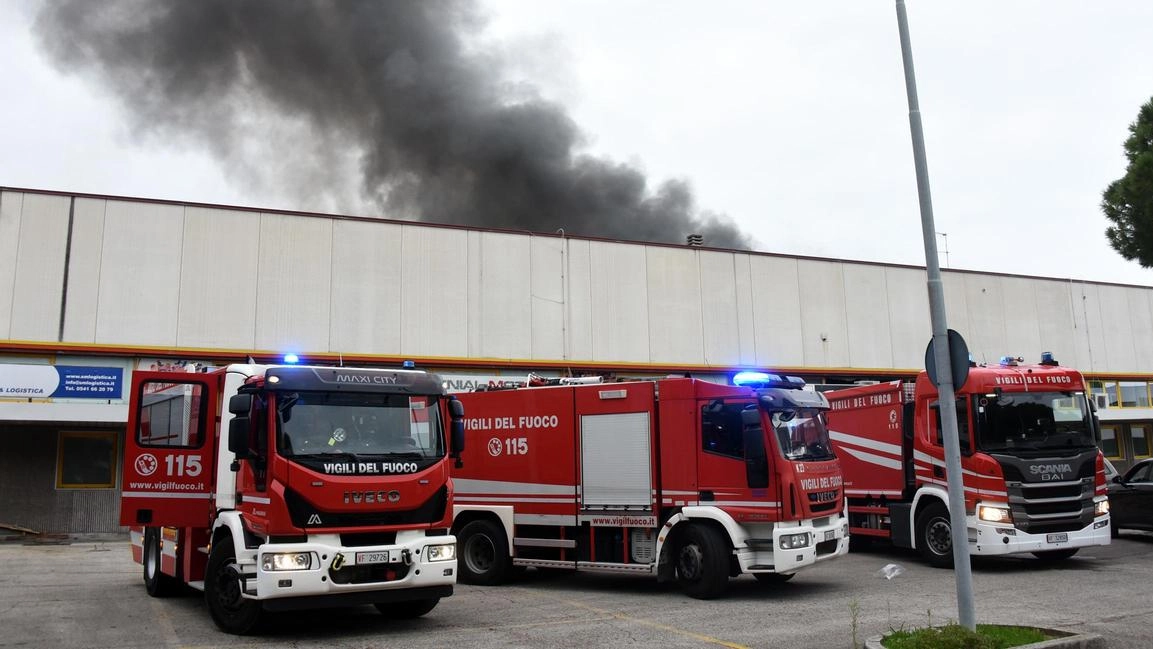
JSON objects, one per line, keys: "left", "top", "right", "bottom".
{"left": 2, "top": 534, "right": 1152, "bottom": 648}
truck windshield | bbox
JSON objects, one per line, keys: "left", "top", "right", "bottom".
{"left": 975, "top": 391, "right": 1095, "bottom": 453}
{"left": 771, "top": 409, "right": 835, "bottom": 462}
{"left": 277, "top": 392, "right": 445, "bottom": 459}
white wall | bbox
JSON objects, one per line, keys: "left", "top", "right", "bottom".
{"left": 3, "top": 189, "right": 1153, "bottom": 375}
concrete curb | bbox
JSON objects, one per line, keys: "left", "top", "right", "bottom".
{"left": 864, "top": 628, "right": 1105, "bottom": 649}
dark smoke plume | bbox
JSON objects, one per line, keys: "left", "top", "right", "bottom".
{"left": 35, "top": 0, "right": 753, "bottom": 248}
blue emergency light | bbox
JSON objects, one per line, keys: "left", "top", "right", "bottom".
{"left": 733, "top": 371, "right": 806, "bottom": 389}
{"left": 402, "top": 360, "right": 416, "bottom": 369}
{"left": 734, "top": 371, "right": 778, "bottom": 386}
{"left": 282, "top": 353, "right": 300, "bottom": 364}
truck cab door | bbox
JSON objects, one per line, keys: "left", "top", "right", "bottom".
{"left": 698, "top": 400, "right": 771, "bottom": 509}
{"left": 120, "top": 371, "right": 219, "bottom": 527}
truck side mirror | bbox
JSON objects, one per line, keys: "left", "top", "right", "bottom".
{"left": 448, "top": 397, "right": 465, "bottom": 462}
{"left": 228, "top": 417, "right": 250, "bottom": 459}
{"left": 228, "top": 394, "right": 252, "bottom": 416}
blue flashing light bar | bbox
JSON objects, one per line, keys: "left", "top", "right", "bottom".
{"left": 732, "top": 371, "right": 805, "bottom": 389}
{"left": 282, "top": 353, "right": 300, "bottom": 364}
{"left": 734, "top": 371, "right": 778, "bottom": 386}
{"left": 402, "top": 360, "right": 416, "bottom": 369}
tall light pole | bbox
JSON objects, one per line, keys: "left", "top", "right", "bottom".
{"left": 895, "top": 0, "right": 976, "bottom": 630}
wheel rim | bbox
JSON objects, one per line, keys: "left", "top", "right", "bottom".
{"left": 464, "top": 535, "right": 495, "bottom": 574}
{"left": 926, "top": 516, "right": 952, "bottom": 556}
{"left": 213, "top": 559, "right": 245, "bottom": 612}
{"left": 678, "top": 543, "right": 704, "bottom": 581}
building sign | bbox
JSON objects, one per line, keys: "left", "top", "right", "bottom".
{"left": 0, "top": 364, "right": 123, "bottom": 399}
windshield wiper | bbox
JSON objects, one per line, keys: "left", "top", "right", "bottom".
{"left": 307, "top": 451, "right": 361, "bottom": 461}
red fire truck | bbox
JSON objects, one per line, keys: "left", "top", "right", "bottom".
{"left": 825, "top": 354, "right": 1111, "bottom": 567}
{"left": 120, "top": 363, "right": 465, "bottom": 633}
{"left": 449, "top": 373, "right": 849, "bottom": 598}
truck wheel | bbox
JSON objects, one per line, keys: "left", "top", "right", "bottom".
{"left": 458, "top": 519, "right": 511, "bottom": 585}
{"left": 1032, "top": 548, "right": 1079, "bottom": 562}
{"left": 143, "top": 528, "right": 179, "bottom": 597}
{"left": 374, "top": 598, "right": 440, "bottom": 619}
{"left": 914, "top": 502, "right": 955, "bottom": 569}
{"left": 204, "top": 538, "right": 263, "bottom": 634}
{"left": 675, "top": 524, "right": 730, "bottom": 599}
{"left": 753, "top": 572, "right": 795, "bottom": 584}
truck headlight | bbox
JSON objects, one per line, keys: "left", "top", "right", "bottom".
{"left": 261, "top": 552, "right": 314, "bottom": 571}
{"left": 1095, "top": 500, "right": 1110, "bottom": 516}
{"left": 425, "top": 543, "right": 456, "bottom": 562}
{"left": 778, "top": 532, "right": 810, "bottom": 550}
{"left": 977, "top": 505, "right": 1011, "bottom": 524}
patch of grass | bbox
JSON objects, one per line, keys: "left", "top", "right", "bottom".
{"left": 882, "top": 623, "right": 1049, "bottom": 649}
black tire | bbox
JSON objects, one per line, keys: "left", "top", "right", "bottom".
{"left": 143, "top": 528, "right": 179, "bottom": 597}
{"left": 204, "top": 537, "right": 263, "bottom": 635}
{"left": 914, "top": 501, "right": 955, "bottom": 569}
{"left": 374, "top": 598, "right": 440, "bottom": 619}
{"left": 753, "top": 572, "right": 795, "bottom": 584}
{"left": 457, "top": 519, "right": 511, "bottom": 585}
{"left": 1111, "top": 522, "right": 1120, "bottom": 539}
{"left": 675, "top": 524, "right": 730, "bottom": 599}
{"left": 1032, "top": 548, "right": 1079, "bottom": 562}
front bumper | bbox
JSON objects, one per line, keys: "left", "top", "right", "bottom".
{"left": 737, "top": 513, "right": 850, "bottom": 576}
{"left": 250, "top": 530, "right": 457, "bottom": 601}
{"left": 970, "top": 515, "right": 1111, "bottom": 556}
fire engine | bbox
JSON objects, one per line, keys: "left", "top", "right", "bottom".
{"left": 120, "top": 362, "right": 465, "bottom": 633}
{"left": 449, "top": 373, "right": 849, "bottom": 598}
{"left": 825, "top": 353, "right": 1111, "bottom": 567}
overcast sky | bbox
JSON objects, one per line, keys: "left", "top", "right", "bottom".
{"left": 2, "top": 1, "right": 1152, "bottom": 286}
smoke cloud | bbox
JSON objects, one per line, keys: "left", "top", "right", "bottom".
{"left": 33, "top": 0, "right": 756, "bottom": 248}
{"left": 35, "top": 0, "right": 753, "bottom": 248}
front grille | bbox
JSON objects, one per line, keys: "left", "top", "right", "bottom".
{"left": 993, "top": 451, "right": 1098, "bottom": 535}
{"left": 286, "top": 486, "right": 448, "bottom": 529}
{"left": 1006, "top": 478, "right": 1094, "bottom": 534}
{"left": 807, "top": 491, "right": 840, "bottom": 513}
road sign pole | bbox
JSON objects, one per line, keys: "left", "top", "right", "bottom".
{"left": 895, "top": 0, "right": 976, "bottom": 630}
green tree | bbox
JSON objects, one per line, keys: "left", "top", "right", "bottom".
{"left": 1104, "top": 96, "right": 1153, "bottom": 267}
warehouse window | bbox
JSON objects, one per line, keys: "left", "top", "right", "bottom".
{"left": 1100, "top": 425, "right": 1123, "bottom": 460}
{"left": 1120, "top": 382, "right": 1151, "bottom": 408}
{"left": 1130, "top": 424, "right": 1151, "bottom": 459}
{"left": 56, "top": 431, "right": 118, "bottom": 489}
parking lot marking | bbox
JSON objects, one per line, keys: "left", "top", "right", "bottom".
{"left": 524, "top": 590, "right": 750, "bottom": 649}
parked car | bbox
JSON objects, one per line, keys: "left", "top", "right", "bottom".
{"left": 1107, "top": 458, "right": 1153, "bottom": 536}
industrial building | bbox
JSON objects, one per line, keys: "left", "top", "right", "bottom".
{"left": 2, "top": 186, "right": 1152, "bottom": 534}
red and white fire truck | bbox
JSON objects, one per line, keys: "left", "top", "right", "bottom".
{"left": 825, "top": 354, "right": 1111, "bottom": 567}
{"left": 449, "top": 373, "right": 849, "bottom": 598}
{"left": 120, "top": 363, "right": 465, "bottom": 633}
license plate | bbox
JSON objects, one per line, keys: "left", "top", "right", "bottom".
{"left": 823, "top": 530, "right": 837, "bottom": 542}
{"left": 355, "top": 551, "right": 393, "bottom": 565}
{"left": 1046, "top": 533, "right": 1068, "bottom": 544}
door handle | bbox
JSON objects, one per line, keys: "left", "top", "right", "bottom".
{"left": 933, "top": 465, "right": 945, "bottom": 479}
